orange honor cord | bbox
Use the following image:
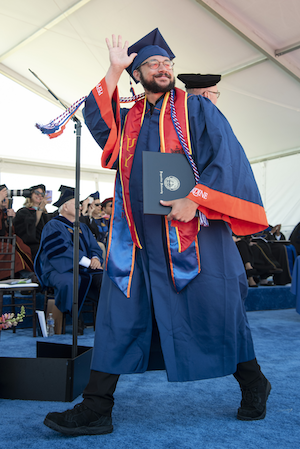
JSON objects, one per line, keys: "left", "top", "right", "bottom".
{"left": 159, "top": 92, "right": 170, "bottom": 153}
{"left": 195, "top": 238, "right": 201, "bottom": 273}
{"left": 126, "top": 244, "right": 136, "bottom": 298}
{"left": 175, "top": 226, "right": 181, "bottom": 253}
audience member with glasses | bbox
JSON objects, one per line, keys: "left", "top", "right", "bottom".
{"left": 0, "top": 184, "right": 34, "bottom": 280}
{"left": 13, "top": 184, "right": 51, "bottom": 259}
{"left": 95, "top": 197, "right": 113, "bottom": 248}
{"left": 177, "top": 73, "right": 221, "bottom": 106}
{"left": 80, "top": 192, "right": 108, "bottom": 256}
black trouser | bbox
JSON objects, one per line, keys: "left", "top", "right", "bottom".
{"left": 236, "top": 239, "right": 254, "bottom": 266}
{"left": 82, "top": 371, "right": 119, "bottom": 416}
{"left": 233, "top": 358, "right": 265, "bottom": 388}
{"left": 82, "top": 358, "right": 264, "bottom": 416}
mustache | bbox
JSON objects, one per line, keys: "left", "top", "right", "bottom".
{"left": 154, "top": 73, "right": 172, "bottom": 79}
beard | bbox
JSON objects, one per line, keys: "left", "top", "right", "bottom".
{"left": 138, "top": 70, "right": 175, "bottom": 93}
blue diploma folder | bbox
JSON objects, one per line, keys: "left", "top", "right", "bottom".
{"left": 143, "top": 152, "right": 196, "bottom": 215}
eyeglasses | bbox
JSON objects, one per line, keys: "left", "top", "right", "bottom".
{"left": 205, "top": 90, "right": 220, "bottom": 98}
{"left": 33, "top": 190, "right": 45, "bottom": 197}
{"left": 94, "top": 203, "right": 101, "bottom": 206}
{"left": 138, "top": 59, "right": 174, "bottom": 70}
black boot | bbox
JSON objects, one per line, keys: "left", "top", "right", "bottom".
{"left": 44, "top": 402, "right": 113, "bottom": 436}
{"left": 237, "top": 376, "right": 271, "bottom": 421}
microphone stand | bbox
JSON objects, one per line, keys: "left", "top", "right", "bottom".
{"left": 29, "top": 69, "right": 80, "bottom": 358}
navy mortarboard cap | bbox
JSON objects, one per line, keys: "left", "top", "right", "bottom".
{"left": 89, "top": 191, "right": 100, "bottom": 200}
{"left": 24, "top": 184, "right": 46, "bottom": 198}
{"left": 53, "top": 188, "right": 75, "bottom": 208}
{"left": 58, "top": 184, "right": 74, "bottom": 193}
{"left": 101, "top": 197, "right": 113, "bottom": 207}
{"left": 177, "top": 73, "right": 221, "bottom": 89}
{"left": 126, "top": 28, "right": 175, "bottom": 83}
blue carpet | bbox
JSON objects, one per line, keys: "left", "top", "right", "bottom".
{"left": 0, "top": 309, "right": 300, "bottom": 449}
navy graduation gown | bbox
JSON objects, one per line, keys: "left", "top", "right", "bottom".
{"left": 83, "top": 88, "right": 263, "bottom": 382}
{"left": 34, "top": 216, "right": 103, "bottom": 314}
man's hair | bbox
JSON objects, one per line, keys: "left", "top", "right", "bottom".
{"left": 59, "top": 198, "right": 74, "bottom": 214}
{"left": 187, "top": 87, "right": 209, "bottom": 95}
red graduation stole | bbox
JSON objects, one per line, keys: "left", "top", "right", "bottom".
{"left": 105, "top": 88, "right": 201, "bottom": 297}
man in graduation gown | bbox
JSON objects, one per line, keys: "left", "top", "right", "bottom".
{"left": 44, "top": 29, "right": 271, "bottom": 436}
{"left": 34, "top": 189, "right": 103, "bottom": 316}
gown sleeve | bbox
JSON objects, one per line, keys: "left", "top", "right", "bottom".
{"left": 186, "top": 94, "right": 268, "bottom": 236}
{"left": 83, "top": 77, "right": 129, "bottom": 169}
{"left": 13, "top": 208, "right": 38, "bottom": 245}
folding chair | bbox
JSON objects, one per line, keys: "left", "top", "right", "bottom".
{"left": 0, "top": 235, "right": 39, "bottom": 337}
{"left": 43, "top": 289, "right": 97, "bottom": 334}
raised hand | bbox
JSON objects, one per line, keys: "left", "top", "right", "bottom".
{"left": 0, "top": 187, "right": 7, "bottom": 203}
{"left": 88, "top": 203, "right": 95, "bottom": 218}
{"left": 81, "top": 198, "right": 90, "bottom": 216}
{"left": 39, "top": 194, "right": 50, "bottom": 211}
{"left": 106, "top": 35, "right": 137, "bottom": 71}
{"left": 105, "top": 35, "right": 137, "bottom": 99}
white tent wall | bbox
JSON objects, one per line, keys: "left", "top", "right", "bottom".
{"left": 0, "top": 73, "right": 115, "bottom": 211}
{"left": 0, "top": 73, "right": 107, "bottom": 171}
{"left": 252, "top": 154, "right": 300, "bottom": 238}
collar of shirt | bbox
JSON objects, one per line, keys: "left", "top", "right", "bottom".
{"left": 148, "top": 94, "right": 165, "bottom": 115}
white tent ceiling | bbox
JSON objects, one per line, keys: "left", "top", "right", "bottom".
{"left": 1, "top": 0, "right": 300, "bottom": 163}
{"left": 1, "top": 0, "right": 300, "bottom": 233}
